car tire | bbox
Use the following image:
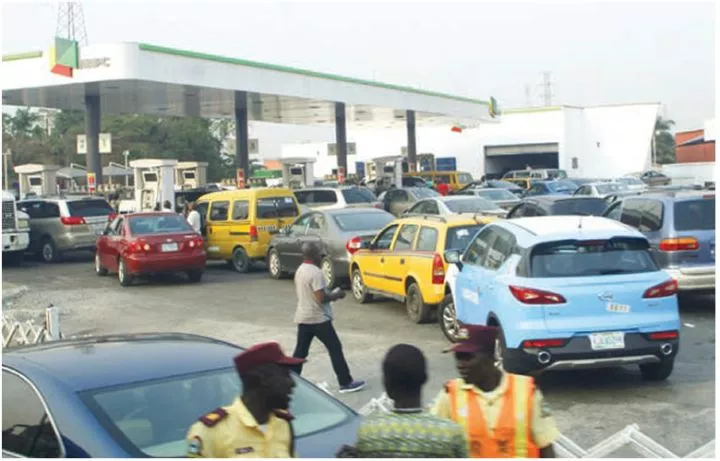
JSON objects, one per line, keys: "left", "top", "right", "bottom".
{"left": 230, "top": 247, "right": 250, "bottom": 273}
{"left": 639, "top": 359, "right": 674, "bottom": 381}
{"left": 187, "top": 270, "right": 203, "bottom": 283}
{"left": 95, "top": 252, "right": 108, "bottom": 276}
{"left": 118, "top": 258, "right": 133, "bottom": 287}
{"left": 321, "top": 257, "right": 336, "bottom": 289}
{"left": 40, "top": 237, "right": 58, "bottom": 263}
{"left": 406, "top": 283, "right": 433, "bottom": 324}
{"left": 439, "top": 294, "right": 461, "bottom": 342}
{"left": 351, "top": 268, "right": 372, "bottom": 304}
{"left": 267, "top": 249, "right": 287, "bottom": 280}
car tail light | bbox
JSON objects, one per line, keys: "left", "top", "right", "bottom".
{"left": 648, "top": 330, "right": 679, "bottom": 340}
{"left": 250, "top": 225, "right": 258, "bottom": 242}
{"left": 659, "top": 237, "right": 698, "bottom": 251}
{"left": 432, "top": 253, "right": 445, "bottom": 284}
{"left": 129, "top": 240, "right": 152, "bottom": 253}
{"left": 643, "top": 279, "right": 678, "bottom": 298}
{"left": 346, "top": 237, "right": 363, "bottom": 255}
{"left": 373, "top": 202, "right": 383, "bottom": 209}
{"left": 509, "top": 285, "right": 566, "bottom": 304}
{"left": 60, "top": 216, "right": 86, "bottom": 226}
{"left": 108, "top": 212, "right": 117, "bottom": 222}
{"left": 187, "top": 237, "right": 204, "bottom": 250}
{"left": 522, "top": 338, "right": 567, "bottom": 348}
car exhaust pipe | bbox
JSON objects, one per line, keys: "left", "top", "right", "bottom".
{"left": 537, "top": 351, "right": 552, "bottom": 364}
{"left": 660, "top": 343, "right": 673, "bottom": 356}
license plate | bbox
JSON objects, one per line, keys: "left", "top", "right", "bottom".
{"left": 606, "top": 303, "right": 631, "bottom": 314}
{"left": 589, "top": 332, "right": 625, "bottom": 350}
{"left": 161, "top": 243, "right": 178, "bottom": 252}
{"left": 91, "top": 224, "right": 105, "bottom": 235}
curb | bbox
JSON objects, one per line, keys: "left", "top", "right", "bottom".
{"left": 2, "top": 285, "right": 29, "bottom": 302}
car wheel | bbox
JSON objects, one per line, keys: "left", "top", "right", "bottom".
{"left": 321, "top": 257, "right": 336, "bottom": 289}
{"left": 351, "top": 268, "right": 372, "bottom": 304}
{"left": 640, "top": 359, "right": 674, "bottom": 381}
{"left": 118, "top": 258, "right": 133, "bottom": 287}
{"left": 267, "top": 249, "right": 286, "bottom": 279}
{"left": 231, "top": 247, "right": 250, "bottom": 273}
{"left": 41, "top": 238, "right": 58, "bottom": 263}
{"left": 95, "top": 252, "right": 108, "bottom": 276}
{"left": 439, "top": 294, "right": 461, "bottom": 342}
{"left": 406, "top": 283, "right": 433, "bottom": 324}
{"left": 187, "top": 270, "right": 203, "bottom": 283}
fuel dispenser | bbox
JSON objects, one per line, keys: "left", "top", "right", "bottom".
{"left": 127, "top": 159, "right": 178, "bottom": 212}
{"left": 175, "top": 162, "right": 208, "bottom": 190}
{"left": 14, "top": 164, "right": 61, "bottom": 198}
{"left": 279, "top": 157, "right": 315, "bottom": 189}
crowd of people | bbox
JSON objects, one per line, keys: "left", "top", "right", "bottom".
{"left": 184, "top": 242, "right": 562, "bottom": 458}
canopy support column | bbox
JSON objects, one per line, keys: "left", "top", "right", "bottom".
{"left": 335, "top": 102, "right": 348, "bottom": 179}
{"left": 406, "top": 110, "right": 417, "bottom": 172}
{"left": 234, "top": 91, "right": 249, "bottom": 183}
{"left": 84, "top": 93, "right": 102, "bottom": 184}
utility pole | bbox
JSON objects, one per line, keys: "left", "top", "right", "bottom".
{"left": 55, "top": 2, "right": 88, "bottom": 45}
{"left": 538, "top": 71, "right": 554, "bottom": 106}
{"left": 3, "top": 149, "right": 11, "bottom": 191}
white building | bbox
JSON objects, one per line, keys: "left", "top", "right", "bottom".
{"left": 280, "top": 102, "right": 660, "bottom": 180}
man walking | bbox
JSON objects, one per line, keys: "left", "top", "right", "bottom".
{"left": 346, "top": 344, "right": 468, "bottom": 457}
{"left": 292, "top": 242, "right": 366, "bottom": 394}
{"left": 431, "top": 325, "right": 560, "bottom": 458}
{"left": 186, "top": 201, "right": 202, "bottom": 234}
{"left": 186, "top": 341, "right": 304, "bottom": 458}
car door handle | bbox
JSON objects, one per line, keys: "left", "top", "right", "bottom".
{"left": 400, "top": 259, "right": 405, "bottom": 264}
{"left": 380, "top": 258, "right": 385, "bottom": 263}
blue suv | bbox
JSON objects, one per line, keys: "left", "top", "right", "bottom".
{"left": 442, "top": 216, "right": 680, "bottom": 381}
{"left": 603, "top": 191, "right": 715, "bottom": 293}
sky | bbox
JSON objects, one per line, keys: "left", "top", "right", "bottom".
{"left": 1, "top": 0, "right": 716, "bottom": 136}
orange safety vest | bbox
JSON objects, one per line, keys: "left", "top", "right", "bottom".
{"left": 446, "top": 374, "right": 540, "bottom": 458}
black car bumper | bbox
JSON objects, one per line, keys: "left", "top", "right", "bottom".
{"left": 503, "top": 333, "right": 679, "bottom": 374}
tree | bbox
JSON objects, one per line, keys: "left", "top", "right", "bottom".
{"left": 653, "top": 116, "right": 676, "bottom": 165}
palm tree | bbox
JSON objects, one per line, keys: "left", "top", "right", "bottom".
{"left": 653, "top": 116, "right": 676, "bottom": 165}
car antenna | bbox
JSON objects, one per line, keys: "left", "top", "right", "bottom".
{"left": 578, "top": 216, "right": 583, "bottom": 229}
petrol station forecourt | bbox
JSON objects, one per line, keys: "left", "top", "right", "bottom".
{"left": 2, "top": 39, "right": 499, "bottom": 190}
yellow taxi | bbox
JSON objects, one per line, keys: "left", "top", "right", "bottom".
{"left": 196, "top": 188, "right": 300, "bottom": 272}
{"left": 406, "top": 171, "right": 474, "bottom": 192}
{"left": 347, "top": 214, "right": 497, "bottom": 323}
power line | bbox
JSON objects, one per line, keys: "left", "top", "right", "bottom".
{"left": 55, "top": 2, "right": 88, "bottom": 45}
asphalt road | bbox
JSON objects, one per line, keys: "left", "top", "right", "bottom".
{"left": 2, "top": 253, "right": 716, "bottom": 456}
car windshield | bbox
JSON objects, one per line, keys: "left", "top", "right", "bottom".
{"left": 475, "top": 189, "right": 517, "bottom": 201}
{"left": 67, "top": 199, "right": 114, "bottom": 217}
{"left": 594, "top": 183, "right": 625, "bottom": 194}
{"left": 414, "top": 188, "right": 440, "bottom": 198}
{"left": 547, "top": 180, "right": 578, "bottom": 193}
{"left": 674, "top": 198, "right": 715, "bottom": 231}
{"left": 128, "top": 215, "right": 193, "bottom": 235}
{"left": 550, "top": 198, "right": 608, "bottom": 216}
{"left": 333, "top": 212, "right": 394, "bottom": 231}
{"left": 457, "top": 173, "right": 473, "bottom": 184}
{"left": 530, "top": 237, "right": 657, "bottom": 277}
{"left": 445, "top": 198, "right": 499, "bottom": 213}
{"left": 488, "top": 180, "right": 522, "bottom": 190}
{"left": 81, "top": 367, "right": 352, "bottom": 457}
{"left": 618, "top": 177, "right": 645, "bottom": 186}
{"left": 341, "top": 188, "right": 376, "bottom": 204}
{"left": 446, "top": 225, "right": 483, "bottom": 250}
{"left": 257, "top": 197, "right": 299, "bottom": 218}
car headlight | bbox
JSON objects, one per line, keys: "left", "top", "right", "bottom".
{"left": 18, "top": 219, "right": 29, "bottom": 229}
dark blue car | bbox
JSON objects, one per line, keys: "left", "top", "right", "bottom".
{"left": 603, "top": 191, "right": 715, "bottom": 293}
{"left": 2, "top": 333, "right": 360, "bottom": 458}
{"left": 523, "top": 179, "right": 579, "bottom": 197}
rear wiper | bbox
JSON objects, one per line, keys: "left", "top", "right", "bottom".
{"left": 596, "top": 269, "right": 630, "bottom": 275}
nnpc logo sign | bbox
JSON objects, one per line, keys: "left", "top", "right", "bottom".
{"left": 49, "top": 37, "right": 79, "bottom": 77}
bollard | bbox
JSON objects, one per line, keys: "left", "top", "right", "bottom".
{"left": 45, "top": 305, "right": 61, "bottom": 341}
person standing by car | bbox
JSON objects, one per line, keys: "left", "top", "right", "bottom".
{"left": 186, "top": 201, "right": 202, "bottom": 234}
{"left": 338, "top": 344, "right": 468, "bottom": 458}
{"left": 291, "top": 242, "right": 366, "bottom": 394}
{"left": 431, "top": 325, "right": 560, "bottom": 458}
{"left": 186, "top": 341, "right": 304, "bottom": 458}
{"left": 436, "top": 178, "right": 451, "bottom": 196}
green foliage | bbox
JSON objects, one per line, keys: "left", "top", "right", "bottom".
{"left": 654, "top": 116, "right": 676, "bottom": 165}
{"left": 2, "top": 109, "right": 236, "bottom": 181}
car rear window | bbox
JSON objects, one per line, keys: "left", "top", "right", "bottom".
{"left": 476, "top": 189, "right": 517, "bottom": 201}
{"left": 446, "top": 225, "right": 483, "bottom": 250}
{"left": 256, "top": 197, "right": 299, "bottom": 218}
{"left": 67, "top": 199, "right": 114, "bottom": 217}
{"left": 445, "top": 198, "right": 498, "bottom": 213}
{"left": 547, "top": 180, "right": 578, "bottom": 193}
{"left": 333, "top": 212, "right": 394, "bottom": 231}
{"left": 550, "top": 198, "right": 607, "bottom": 216}
{"left": 674, "top": 198, "right": 715, "bottom": 231}
{"left": 414, "top": 188, "right": 439, "bottom": 198}
{"left": 128, "top": 215, "right": 193, "bottom": 235}
{"left": 81, "top": 368, "right": 353, "bottom": 457}
{"left": 341, "top": 188, "right": 376, "bottom": 204}
{"left": 530, "top": 237, "right": 657, "bottom": 278}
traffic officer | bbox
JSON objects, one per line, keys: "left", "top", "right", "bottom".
{"left": 431, "top": 325, "right": 560, "bottom": 458}
{"left": 186, "top": 341, "right": 306, "bottom": 458}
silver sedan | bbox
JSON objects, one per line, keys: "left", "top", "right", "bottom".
{"left": 405, "top": 196, "right": 507, "bottom": 218}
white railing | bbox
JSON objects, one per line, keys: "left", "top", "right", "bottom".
{"left": 2, "top": 306, "right": 61, "bottom": 348}
{"left": 356, "top": 392, "right": 714, "bottom": 458}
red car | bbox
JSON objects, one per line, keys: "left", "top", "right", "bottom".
{"left": 95, "top": 212, "right": 206, "bottom": 287}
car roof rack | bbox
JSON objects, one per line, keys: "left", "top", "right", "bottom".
{"left": 404, "top": 214, "right": 447, "bottom": 222}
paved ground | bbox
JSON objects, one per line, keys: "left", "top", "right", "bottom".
{"left": 2, "top": 253, "right": 716, "bottom": 456}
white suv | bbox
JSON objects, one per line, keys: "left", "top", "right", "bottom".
{"left": 294, "top": 187, "right": 381, "bottom": 211}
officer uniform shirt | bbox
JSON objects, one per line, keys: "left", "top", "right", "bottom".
{"left": 430, "top": 372, "right": 560, "bottom": 449}
{"left": 186, "top": 397, "right": 295, "bottom": 458}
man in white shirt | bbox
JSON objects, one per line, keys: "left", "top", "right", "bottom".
{"left": 292, "top": 242, "right": 366, "bottom": 394}
{"left": 186, "top": 201, "right": 202, "bottom": 234}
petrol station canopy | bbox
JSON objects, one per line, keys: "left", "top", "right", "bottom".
{"left": 2, "top": 42, "right": 495, "bottom": 127}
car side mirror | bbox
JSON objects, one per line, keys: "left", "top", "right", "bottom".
{"left": 102, "top": 229, "right": 110, "bottom": 236}
{"left": 444, "top": 250, "right": 463, "bottom": 270}
{"left": 368, "top": 241, "right": 378, "bottom": 251}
